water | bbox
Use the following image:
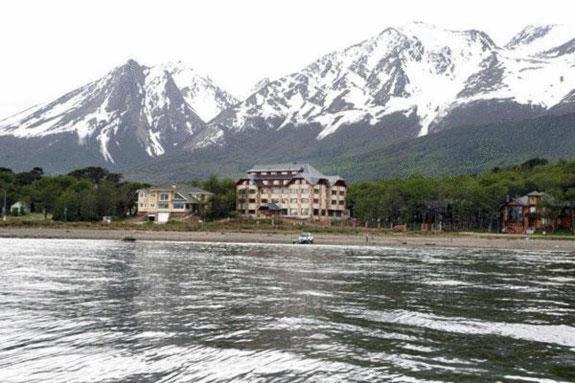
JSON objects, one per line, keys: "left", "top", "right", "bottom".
{"left": 0, "top": 238, "right": 574, "bottom": 382}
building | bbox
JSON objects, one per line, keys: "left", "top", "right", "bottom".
{"left": 500, "top": 191, "right": 574, "bottom": 233}
{"left": 10, "top": 201, "right": 30, "bottom": 215}
{"left": 137, "top": 185, "right": 212, "bottom": 223}
{"left": 236, "top": 163, "right": 349, "bottom": 221}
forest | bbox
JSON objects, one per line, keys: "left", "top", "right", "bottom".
{"left": 0, "top": 166, "right": 237, "bottom": 222}
{"left": 2, "top": 159, "right": 575, "bottom": 231}
{"left": 0, "top": 167, "right": 148, "bottom": 221}
{"left": 346, "top": 158, "right": 575, "bottom": 232}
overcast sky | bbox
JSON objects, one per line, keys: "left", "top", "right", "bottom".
{"left": 1, "top": 0, "right": 574, "bottom": 118}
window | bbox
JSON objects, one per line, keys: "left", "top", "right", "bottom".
{"left": 331, "top": 200, "right": 337, "bottom": 205}
{"left": 160, "top": 193, "right": 169, "bottom": 201}
{"left": 313, "top": 199, "right": 319, "bottom": 204}
{"left": 159, "top": 203, "right": 169, "bottom": 209}
{"left": 302, "top": 208, "right": 309, "bottom": 215}
{"left": 339, "top": 201, "right": 345, "bottom": 205}
{"left": 248, "top": 189, "right": 256, "bottom": 194}
{"left": 331, "top": 190, "right": 337, "bottom": 195}
{"left": 340, "top": 191, "right": 345, "bottom": 196}
{"left": 139, "top": 203, "right": 144, "bottom": 208}
{"left": 290, "top": 208, "right": 298, "bottom": 216}
{"left": 301, "top": 198, "right": 309, "bottom": 204}
{"left": 273, "top": 180, "right": 279, "bottom": 185}
{"left": 249, "top": 210, "right": 256, "bottom": 214}
{"left": 173, "top": 203, "right": 185, "bottom": 209}
{"left": 290, "top": 198, "right": 297, "bottom": 204}
{"left": 249, "top": 199, "right": 256, "bottom": 204}
{"left": 261, "top": 198, "right": 268, "bottom": 203}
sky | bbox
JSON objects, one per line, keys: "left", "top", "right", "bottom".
{"left": 1, "top": 0, "right": 574, "bottom": 118}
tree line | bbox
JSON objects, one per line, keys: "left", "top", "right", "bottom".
{"left": 0, "top": 166, "right": 238, "bottom": 222}
{"left": 3, "top": 159, "right": 575, "bottom": 229}
{"left": 346, "top": 159, "right": 575, "bottom": 232}
{"left": 0, "top": 167, "right": 148, "bottom": 221}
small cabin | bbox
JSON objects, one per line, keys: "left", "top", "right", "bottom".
{"left": 10, "top": 201, "right": 30, "bottom": 216}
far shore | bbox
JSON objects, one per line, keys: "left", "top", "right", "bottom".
{"left": 1, "top": 226, "right": 575, "bottom": 251}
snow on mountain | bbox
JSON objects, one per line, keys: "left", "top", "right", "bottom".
{"left": 204, "top": 22, "right": 575, "bottom": 146}
{"left": 159, "top": 61, "right": 238, "bottom": 121}
{"left": 250, "top": 77, "right": 272, "bottom": 94}
{"left": 506, "top": 24, "right": 575, "bottom": 56}
{"left": 0, "top": 60, "right": 236, "bottom": 163}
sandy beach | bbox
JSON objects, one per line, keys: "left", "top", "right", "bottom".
{"left": 1, "top": 226, "right": 575, "bottom": 251}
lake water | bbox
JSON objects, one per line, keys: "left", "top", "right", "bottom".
{"left": 0, "top": 238, "right": 574, "bottom": 382}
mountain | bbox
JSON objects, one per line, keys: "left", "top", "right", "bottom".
{"left": 0, "top": 59, "right": 236, "bottom": 171}
{"left": 131, "top": 23, "right": 575, "bottom": 182}
{"left": 195, "top": 22, "right": 575, "bottom": 151}
{"left": 2, "top": 23, "right": 575, "bottom": 181}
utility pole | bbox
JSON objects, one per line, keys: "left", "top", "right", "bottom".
{"left": 1, "top": 188, "right": 6, "bottom": 221}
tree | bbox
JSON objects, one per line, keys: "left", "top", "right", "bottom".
{"left": 68, "top": 167, "right": 117, "bottom": 184}
{"left": 194, "top": 175, "right": 236, "bottom": 220}
{"left": 53, "top": 190, "right": 81, "bottom": 221}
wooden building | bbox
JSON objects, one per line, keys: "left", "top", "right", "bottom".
{"left": 500, "top": 191, "right": 574, "bottom": 233}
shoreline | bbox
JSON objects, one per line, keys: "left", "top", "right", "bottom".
{"left": 1, "top": 226, "right": 575, "bottom": 251}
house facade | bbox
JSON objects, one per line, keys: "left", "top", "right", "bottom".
{"left": 137, "top": 185, "right": 212, "bottom": 223}
{"left": 500, "top": 191, "right": 574, "bottom": 233}
{"left": 236, "top": 163, "right": 349, "bottom": 221}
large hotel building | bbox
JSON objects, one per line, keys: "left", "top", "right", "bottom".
{"left": 236, "top": 163, "right": 349, "bottom": 221}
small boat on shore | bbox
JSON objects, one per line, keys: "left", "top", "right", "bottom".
{"left": 294, "top": 232, "right": 314, "bottom": 244}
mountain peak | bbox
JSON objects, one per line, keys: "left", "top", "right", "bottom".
{"left": 506, "top": 24, "right": 575, "bottom": 55}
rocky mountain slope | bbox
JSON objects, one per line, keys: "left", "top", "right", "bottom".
{"left": 199, "top": 23, "right": 575, "bottom": 150}
{"left": 1, "top": 23, "right": 575, "bottom": 180}
{"left": 0, "top": 60, "right": 236, "bottom": 170}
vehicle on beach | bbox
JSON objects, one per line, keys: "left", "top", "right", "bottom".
{"left": 295, "top": 232, "right": 314, "bottom": 244}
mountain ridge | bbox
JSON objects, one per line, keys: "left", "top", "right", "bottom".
{"left": 1, "top": 23, "right": 575, "bottom": 180}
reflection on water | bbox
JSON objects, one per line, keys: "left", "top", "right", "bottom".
{"left": 0, "top": 238, "right": 574, "bottom": 382}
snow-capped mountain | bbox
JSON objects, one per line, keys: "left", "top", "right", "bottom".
{"left": 0, "top": 59, "right": 236, "bottom": 166}
{"left": 202, "top": 22, "right": 575, "bottom": 148}
{"left": 2, "top": 23, "right": 575, "bottom": 178}
{"left": 161, "top": 61, "right": 238, "bottom": 121}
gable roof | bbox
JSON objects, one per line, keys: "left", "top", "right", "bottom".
{"left": 138, "top": 184, "right": 213, "bottom": 203}
{"left": 243, "top": 163, "right": 345, "bottom": 187}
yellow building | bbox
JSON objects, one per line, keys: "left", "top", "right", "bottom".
{"left": 137, "top": 185, "right": 212, "bottom": 223}
{"left": 236, "top": 163, "right": 348, "bottom": 221}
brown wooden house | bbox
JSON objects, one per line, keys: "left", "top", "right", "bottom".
{"left": 500, "top": 191, "right": 574, "bottom": 234}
